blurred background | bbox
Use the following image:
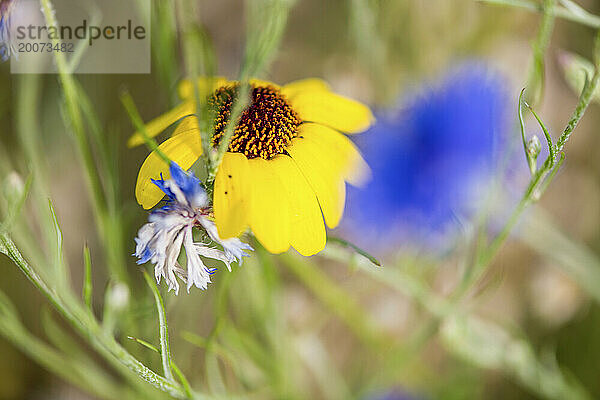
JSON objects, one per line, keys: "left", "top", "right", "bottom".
{"left": 1, "top": 0, "right": 600, "bottom": 399}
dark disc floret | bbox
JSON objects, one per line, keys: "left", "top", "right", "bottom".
{"left": 210, "top": 84, "right": 302, "bottom": 160}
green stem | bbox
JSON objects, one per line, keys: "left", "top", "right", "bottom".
{"left": 176, "top": 0, "right": 217, "bottom": 160}
{"left": 121, "top": 92, "right": 172, "bottom": 164}
{"left": 206, "top": 0, "right": 293, "bottom": 185}
{"left": 0, "top": 303, "right": 128, "bottom": 400}
{"left": 0, "top": 233, "right": 189, "bottom": 399}
{"left": 207, "top": 83, "right": 251, "bottom": 184}
{"left": 524, "top": 100, "right": 555, "bottom": 164}
{"left": 39, "top": 0, "right": 131, "bottom": 284}
{"left": 48, "top": 199, "right": 69, "bottom": 290}
{"left": 527, "top": 0, "right": 556, "bottom": 106}
{"left": 555, "top": 44, "right": 600, "bottom": 152}
{"left": 83, "top": 244, "right": 93, "bottom": 310}
{"left": 128, "top": 336, "right": 194, "bottom": 398}
{"left": 74, "top": 79, "right": 128, "bottom": 283}
{"left": 326, "top": 236, "right": 382, "bottom": 266}
{"left": 459, "top": 0, "right": 600, "bottom": 296}
{"left": 461, "top": 30, "right": 600, "bottom": 294}
{"left": 143, "top": 270, "right": 175, "bottom": 383}
{"left": 39, "top": 0, "right": 107, "bottom": 223}
{"left": 478, "top": 0, "right": 600, "bottom": 29}
{"left": 15, "top": 75, "right": 61, "bottom": 272}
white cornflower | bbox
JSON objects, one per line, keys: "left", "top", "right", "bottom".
{"left": 134, "top": 162, "right": 252, "bottom": 294}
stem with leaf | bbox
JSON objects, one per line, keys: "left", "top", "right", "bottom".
{"left": 467, "top": 30, "right": 600, "bottom": 291}
{"left": 206, "top": 0, "right": 294, "bottom": 185}
{"left": 0, "top": 232, "right": 191, "bottom": 399}
{"left": 39, "top": 0, "right": 129, "bottom": 283}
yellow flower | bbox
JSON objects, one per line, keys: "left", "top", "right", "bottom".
{"left": 131, "top": 77, "right": 373, "bottom": 256}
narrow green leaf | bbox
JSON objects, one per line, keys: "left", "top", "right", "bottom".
{"left": 128, "top": 336, "right": 194, "bottom": 398}
{"left": 175, "top": 0, "right": 218, "bottom": 159}
{"left": 83, "top": 244, "right": 93, "bottom": 310}
{"left": 120, "top": 91, "right": 171, "bottom": 164}
{"left": 152, "top": 0, "right": 179, "bottom": 98}
{"left": 327, "top": 236, "right": 382, "bottom": 267}
{"left": 142, "top": 270, "right": 175, "bottom": 382}
{"left": 517, "top": 88, "right": 535, "bottom": 174}
{"left": 48, "top": 199, "right": 68, "bottom": 286}
{"left": 207, "top": 0, "right": 295, "bottom": 184}
{"left": 75, "top": 79, "right": 117, "bottom": 195}
{"left": 242, "top": 0, "right": 294, "bottom": 79}
{"left": 128, "top": 336, "right": 160, "bottom": 353}
{"left": 65, "top": 2, "right": 101, "bottom": 73}
{"left": 524, "top": 101, "right": 556, "bottom": 165}
{"left": 208, "top": 83, "right": 251, "bottom": 184}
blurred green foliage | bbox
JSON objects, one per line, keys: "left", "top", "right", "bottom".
{"left": 1, "top": 1, "right": 600, "bottom": 399}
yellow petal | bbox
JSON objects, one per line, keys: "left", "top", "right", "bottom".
{"left": 247, "top": 157, "right": 291, "bottom": 254}
{"left": 281, "top": 78, "right": 330, "bottom": 100}
{"left": 128, "top": 102, "right": 195, "bottom": 148}
{"left": 172, "top": 115, "right": 200, "bottom": 137}
{"left": 177, "top": 76, "right": 229, "bottom": 100}
{"left": 299, "top": 123, "right": 370, "bottom": 186}
{"left": 287, "top": 137, "right": 346, "bottom": 229}
{"left": 135, "top": 130, "right": 203, "bottom": 209}
{"left": 289, "top": 89, "right": 374, "bottom": 134}
{"left": 269, "top": 155, "right": 326, "bottom": 256}
{"left": 214, "top": 152, "right": 250, "bottom": 239}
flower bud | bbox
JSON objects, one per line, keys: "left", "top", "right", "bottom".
{"left": 102, "top": 281, "right": 130, "bottom": 333}
{"left": 3, "top": 171, "right": 25, "bottom": 204}
{"left": 106, "top": 282, "right": 130, "bottom": 312}
{"left": 526, "top": 136, "right": 541, "bottom": 173}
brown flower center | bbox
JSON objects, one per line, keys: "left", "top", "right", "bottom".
{"left": 210, "top": 84, "right": 301, "bottom": 160}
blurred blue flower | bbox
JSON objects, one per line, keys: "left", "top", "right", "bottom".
{"left": 344, "top": 63, "right": 510, "bottom": 252}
